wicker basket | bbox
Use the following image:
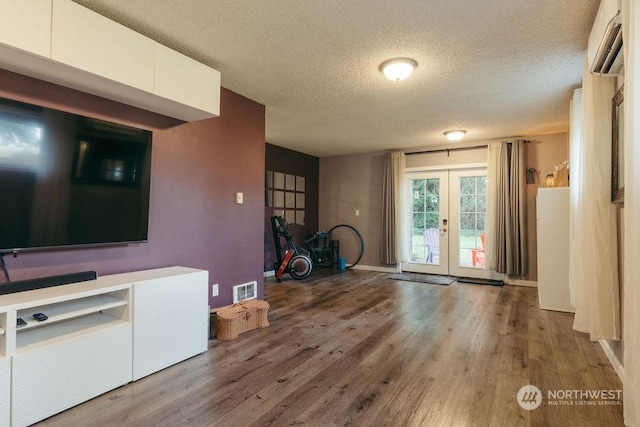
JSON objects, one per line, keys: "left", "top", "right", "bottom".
{"left": 214, "top": 299, "right": 270, "bottom": 341}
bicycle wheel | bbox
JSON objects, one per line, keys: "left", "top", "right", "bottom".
{"left": 288, "top": 255, "right": 313, "bottom": 280}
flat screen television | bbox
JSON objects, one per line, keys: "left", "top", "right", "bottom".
{"left": 0, "top": 96, "right": 152, "bottom": 253}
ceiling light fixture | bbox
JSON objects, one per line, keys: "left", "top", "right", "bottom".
{"left": 444, "top": 130, "right": 467, "bottom": 141}
{"left": 379, "top": 58, "right": 418, "bottom": 81}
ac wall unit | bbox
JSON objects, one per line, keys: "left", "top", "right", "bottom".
{"left": 587, "top": 0, "right": 624, "bottom": 76}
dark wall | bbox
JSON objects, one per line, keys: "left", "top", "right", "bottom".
{"left": 264, "top": 143, "right": 319, "bottom": 271}
{"left": 0, "top": 69, "right": 265, "bottom": 307}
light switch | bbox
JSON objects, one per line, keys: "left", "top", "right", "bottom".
{"left": 355, "top": 209, "right": 360, "bottom": 216}
{"left": 236, "top": 192, "right": 244, "bottom": 204}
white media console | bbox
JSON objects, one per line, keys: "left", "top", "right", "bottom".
{"left": 0, "top": 266, "right": 209, "bottom": 427}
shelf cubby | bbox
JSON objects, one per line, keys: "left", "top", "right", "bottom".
{"left": 16, "top": 292, "right": 128, "bottom": 332}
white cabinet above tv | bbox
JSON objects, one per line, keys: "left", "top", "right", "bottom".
{"left": 0, "top": 0, "right": 51, "bottom": 58}
{"left": 51, "top": 0, "right": 156, "bottom": 93}
{"left": 0, "top": 0, "right": 220, "bottom": 122}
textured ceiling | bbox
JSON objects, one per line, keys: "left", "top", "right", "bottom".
{"left": 73, "top": 0, "right": 599, "bottom": 157}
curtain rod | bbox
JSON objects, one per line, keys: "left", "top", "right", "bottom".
{"left": 405, "top": 140, "right": 530, "bottom": 156}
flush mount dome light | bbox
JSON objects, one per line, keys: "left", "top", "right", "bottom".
{"left": 379, "top": 58, "right": 418, "bottom": 81}
{"left": 444, "top": 130, "right": 467, "bottom": 141}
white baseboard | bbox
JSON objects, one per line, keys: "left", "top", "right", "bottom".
{"left": 350, "top": 264, "right": 400, "bottom": 273}
{"left": 505, "top": 278, "right": 537, "bottom": 287}
{"left": 599, "top": 340, "right": 624, "bottom": 382}
{"left": 264, "top": 270, "right": 275, "bottom": 278}
{"left": 269, "top": 264, "right": 538, "bottom": 284}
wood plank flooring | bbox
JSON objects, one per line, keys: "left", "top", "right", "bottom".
{"left": 39, "top": 270, "right": 623, "bottom": 426}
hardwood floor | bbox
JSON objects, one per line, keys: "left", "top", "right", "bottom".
{"left": 39, "top": 270, "right": 623, "bottom": 426}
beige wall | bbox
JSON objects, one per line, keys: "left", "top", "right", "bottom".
{"left": 319, "top": 132, "right": 569, "bottom": 279}
{"left": 319, "top": 152, "right": 385, "bottom": 268}
{"left": 406, "top": 146, "right": 487, "bottom": 168}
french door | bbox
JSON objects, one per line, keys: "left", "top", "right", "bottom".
{"left": 403, "top": 171, "right": 449, "bottom": 275}
{"left": 403, "top": 168, "right": 496, "bottom": 280}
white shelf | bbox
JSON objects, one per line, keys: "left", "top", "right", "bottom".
{"left": 16, "top": 294, "right": 127, "bottom": 331}
{"left": 17, "top": 313, "right": 127, "bottom": 355}
{"left": 0, "top": 266, "right": 208, "bottom": 425}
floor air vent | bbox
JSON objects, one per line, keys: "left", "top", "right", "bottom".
{"left": 233, "top": 281, "right": 257, "bottom": 303}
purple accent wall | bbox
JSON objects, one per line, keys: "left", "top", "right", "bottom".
{"left": 264, "top": 143, "right": 319, "bottom": 271}
{"left": 0, "top": 69, "right": 265, "bottom": 307}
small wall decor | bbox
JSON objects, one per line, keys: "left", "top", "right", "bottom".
{"left": 611, "top": 85, "right": 624, "bottom": 204}
{"left": 265, "top": 171, "right": 306, "bottom": 225}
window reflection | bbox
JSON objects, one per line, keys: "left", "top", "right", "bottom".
{"left": 0, "top": 114, "right": 42, "bottom": 170}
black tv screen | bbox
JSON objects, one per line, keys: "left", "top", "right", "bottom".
{"left": 0, "top": 96, "right": 152, "bottom": 253}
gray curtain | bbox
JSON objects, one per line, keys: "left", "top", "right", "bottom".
{"left": 495, "top": 140, "right": 527, "bottom": 275}
{"left": 381, "top": 152, "right": 397, "bottom": 264}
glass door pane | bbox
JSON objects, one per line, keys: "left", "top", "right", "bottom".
{"left": 448, "top": 170, "right": 495, "bottom": 279}
{"left": 410, "top": 177, "right": 440, "bottom": 264}
{"left": 403, "top": 171, "right": 448, "bottom": 275}
{"left": 458, "top": 175, "right": 486, "bottom": 268}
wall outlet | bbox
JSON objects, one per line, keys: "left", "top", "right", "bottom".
{"left": 211, "top": 284, "right": 219, "bottom": 297}
{"left": 236, "top": 192, "right": 244, "bottom": 204}
{"left": 355, "top": 209, "right": 360, "bottom": 216}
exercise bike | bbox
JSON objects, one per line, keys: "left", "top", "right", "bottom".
{"left": 270, "top": 216, "right": 313, "bottom": 282}
{"left": 271, "top": 216, "right": 365, "bottom": 282}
